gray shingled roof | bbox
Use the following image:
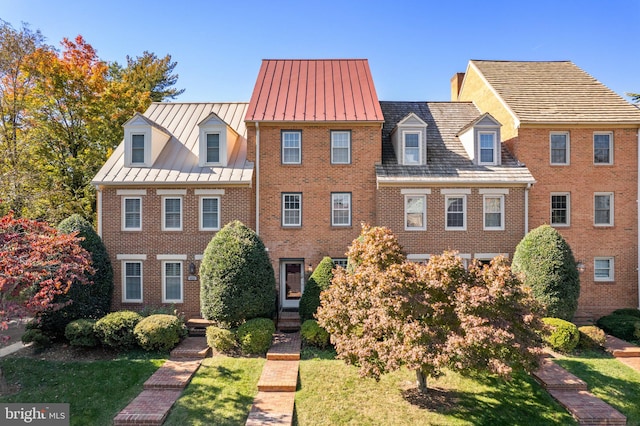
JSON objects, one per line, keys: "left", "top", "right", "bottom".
{"left": 470, "top": 60, "right": 640, "bottom": 124}
{"left": 376, "top": 101, "right": 535, "bottom": 185}
{"left": 92, "top": 103, "right": 253, "bottom": 186}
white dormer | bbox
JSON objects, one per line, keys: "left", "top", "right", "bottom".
{"left": 198, "top": 113, "right": 238, "bottom": 167}
{"left": 123, "top": 113, "right": 171, "bottom": 167}
{"left": 457, "top": 113, "right": 502, "bottom": 166}
{"left": 391, "top": 113, "right": 428, "bottom": 165}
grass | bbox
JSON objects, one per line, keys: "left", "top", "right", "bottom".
{"left": 0, "top": 351, "right": 166, "bottom": 426}
{"left": 554, "top": 350, "right": 640, "bottom": 425}
{"left": 295, "top": 349, "right": 576, "bottom": 426}
{"left": 163, "top": 356, "right": 264, "bottom": 426}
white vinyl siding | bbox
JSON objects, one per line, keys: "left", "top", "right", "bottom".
{"left": 331, "top": 131, "right": 351, "bottom": 164}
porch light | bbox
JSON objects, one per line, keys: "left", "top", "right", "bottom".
{"left": 189, "top": 262, "right": 197, "bottom": 275}
{"left": 576, "top": 262, "right": 586, "bottom": 274}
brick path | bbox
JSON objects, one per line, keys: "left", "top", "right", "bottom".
{"left": 246, "top": 332, "right": 301, "bottom": 426}
{"left": 113, "top": 336, "right": 209, "bottom": 426}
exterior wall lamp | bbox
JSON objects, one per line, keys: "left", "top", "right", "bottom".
{"left": 576, "top": 261, "right": 586, "bottom": 274}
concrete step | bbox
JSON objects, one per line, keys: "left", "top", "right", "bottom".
{"left": 113, "top": 389, "right": 182, "bottom": 426}
{"left": 548, "top": 389, "right": 626, "bottom": 425}
{"left": 533, "top": 359, "right": 588, "bottom": 391}
{"left": 257, "top": 360, "right": 299, "bottom": 392}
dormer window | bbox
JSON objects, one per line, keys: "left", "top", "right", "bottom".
{"left": 206, "top": 133, "right": 220, "bottom": 163}
{"left": 131, "top": 134, "right": 146, "bottom": 164}
{"left": 478, "top": 131, "right": 497, "bottom": 165}
{"left": 198, "top": 112, "right": 236, "bottom": 167}
{"left": 391, "top": 113, "right": 428, "bottom": 166}
{"left": 457, "top": 113, "right": 501, "bottom": 166}
{"left": 123, "top": 113, "right": 170, "bottom": 168}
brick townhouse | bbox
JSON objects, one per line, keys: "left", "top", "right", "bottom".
{"left": 93, "top": 59, "right": 640, "bottom": 322}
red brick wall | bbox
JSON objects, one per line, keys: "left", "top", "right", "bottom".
{"left": 377, "top": 186, "right": 527, "bottom": 257}
{"left": 518, "top": 126, "right": 638, "bottom": 319}
{"left": 249, "top": 123, "right": 381, "bottom": 296}
{"left": 100, "top": 185, "right": 253, "bottom": 319}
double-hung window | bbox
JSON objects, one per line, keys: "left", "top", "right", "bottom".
{"left": 551, "top": 193, "right": 570, "bottom": 226}
{"left": 483, "top": 195, "right": 504, "bottom": 230}
{"left": 282, "top": 131, "right": 301, "bottom": 164}
{"left": 594, "top": 193, "right": 613, "bottom": 226}
{"left": 131, "top": 134, "right": 145, "bottom": 164}
{"left": 163, "top": 197, "right": 182, "bottom": 231}
{"left": 403, "top": 132, "right": 421, "bottom": 165}
{"left": 444, "top": 190, "right": 468, "bottom": 231}
{"left": 478, "top": 132, "right": 497, "bottom": 165}
{"left": 200, "top": 197, "right": 220, "bottom": 230}
{"left": 124, "top": 261, "right": 143, "bottom": 302}
{"left": 331, "top": 131, "right": 351, "bottom": 164}
{"left": 404, "top": 194, "right": 427, "bottom": 230}
{"left": 282, "top": 193, "right": 302, "bottom": 227}
{"left": 550, "top": 132, "right": 569, "bottom": 165}
{"left": 594, "top": 257, "right": 614, "bottom": 282}
{"left": 206, "top": 133, "right": 220, "bottom": 164}
{"left": 594, "top": 132, "right": 613, "bottom": 164}
{"left": 123, "top": 198, "right": 142, "bottom": 231}
{"left": 163, "top": 261, "right": 183, "bottom": 303}
{"left": 331, "top": 193, "right": 351, "bottom": 226}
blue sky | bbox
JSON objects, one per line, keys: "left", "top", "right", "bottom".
{"left": 2, "top": 0, "right": 638, "bottom": 103}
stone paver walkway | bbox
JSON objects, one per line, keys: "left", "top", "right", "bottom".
{"left": 246, "top": 332, "right": 301, "bottom": 426}
{"left": 113, "top": 336, "right": 209, "bottom": 426}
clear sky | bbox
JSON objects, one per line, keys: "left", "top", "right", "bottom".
{"left": 1, "top": 0, "right": 638, "bottom": 103}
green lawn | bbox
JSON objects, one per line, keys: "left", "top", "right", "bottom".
{"left": 554, "top": 350, "right": 640, "bottom": 425}
{"left": 0, "top": 352, "right": 166, "bottom": 426}
{"left": 163, "top": 356, "right": 264, "bottom": 426}
{"left": 294, "top": 350, "right": 576, "bottom": 426}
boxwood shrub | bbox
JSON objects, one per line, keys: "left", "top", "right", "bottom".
{"left": 300, "top": 319, "right": 330, "bottom": 348}
{"left": 95, "top": 310, "right": 142, "bottom": 349}
{"left": 611, "top": 308, "right": 640, "bottom": 318}
{"left": 299, "top": 257, "right": 335, "bottom": 322}
{"left": 65, "top": 319, "right": 99, "bottom": 347}
{"left": 577, "top": 325, "right": 606, "bottom": 350}
{"left": 542, "top": 317, "right": 579, "bottom": 352}
{"left": 206, "top": 326, "right": 237, "bottom": 353}
{"left": 597, "top": 314, "right": 640, "bottom": 341}
{"left": 237, "top": 318, "right": 275, "bottom": 355}
{"left": 134, "top": 314, "right": 187, "bottom": 351}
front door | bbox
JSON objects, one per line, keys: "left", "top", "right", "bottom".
{"left": 280, "top": 260, "right": 304, "bottom": 309}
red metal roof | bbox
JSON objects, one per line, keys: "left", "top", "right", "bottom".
{"left": 245, "top": 59, "right": 384, "bottom": 122}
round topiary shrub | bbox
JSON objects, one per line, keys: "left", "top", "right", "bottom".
{"left": 65, "top": 319, "right": 98, "bottom": 347}
{"left": 512, "top": 225, "right": 580, "bottom": 321}
{"left": 299, "top": 257, "right": 335, "bottom": 322}
{"left": 611, "top": 308, "right": 640, "bottom": 318}
{"left": 134, "top": 314, "right": 186, "bottom": 351}
{"left": 542, "top": 317, "right": 580, "bottom": 352}
{"left": 206, "top": 326, "right": 237, "bottom": 353}
{"left": 37, "top": 214, "right": 114, "bottom": 339}
{"left": 200, "top": 221, "right": 276, "bottom": 327}
{"left": 21, "top": 328, "right": 51, "bottom": 347}
{"left": 597, "top": 314, "right": 639, "bottom": 341}
{"left": 577, "top": 325, "right": 606, "bottom": 350}
{"left": 300, "top": 319, "right": 330, "bottom": 348}
{"left": 95, "top": 310, "right": 142, "bottom": 349}
{"left": 236, "top": 318, "right": 275, "bottom": 355}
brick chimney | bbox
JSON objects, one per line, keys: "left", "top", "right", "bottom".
{"left": 450, "top": 72, "right": 465, "bottom": 101}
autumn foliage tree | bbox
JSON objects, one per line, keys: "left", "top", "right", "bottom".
{"left": 316, "top": 224, "right": 545, "bottom": 394}
{"left": 0, "top": 212, "right": 93, "bottom": 339}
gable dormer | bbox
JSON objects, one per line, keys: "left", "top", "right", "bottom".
{"left": 123, "top": 113, "right": 171, "bottom": 167}
{"left": 457, "top": 113, "right": 501, "bottom": 166}
{"left": 391, "top": 112, "right": 428, "bottom": 165}
{"left": 198, "top": 113, "right": 238, "bottom": 167}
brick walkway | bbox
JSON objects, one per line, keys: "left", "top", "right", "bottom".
{"left": 605, "top": 334, "right": 640, "bottom": 371}
{"left": 113, "top": 336, "right": 209, "bottom": 426}
{"left": 246, "top": 332, "right": 301, "bottom": 426}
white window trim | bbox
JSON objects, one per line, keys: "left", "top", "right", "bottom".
{"left": 117, "top": 189, "right": 147, "bottom": 196}
{"left": 282, "top": 131, "right": 302, "bottom": 165}
{"left": 550, "top": 131, "right": 570, "bottom": 165}
{"left": 331, "top": 130, "right": 351, "bottom": 164}
{"left": 550, "top": 192, "right": 571, "bottom": 227}
{"left": 445, "top": 194, "right": 467, "bottom": 231}
{"left": 121, "top": 260, "right": 143, "bottom": 303}
{"left": 483, "top": 194, "right": 505, "bottom": 231}
{"left": 162, "top": 196, "right": 183, "bottom": 231}
{"left": 122, "top": 197, "right": 142, "bottom": 231}
{"left": 162, "top": 260, "right": 184, "bottom": 303}
{"left": 478, "top": 131, "right": 498, "bottom": 165}
{"left": 157, "top": 189, "right": 187, "bottom": 196}
{"left": 194, "top": 189, "right": 225, "bottom": 195}
{"left": 331, "top": 193, "right": 352, "bottom": 227}
{"left": 593, "top": 131, "right": 614, "bottom": 165}
{"left": 198, "top": 122, "right": 228, "bottom": 167}
{"left": 594, "top": 257, "right": 614, "bottom": 282}
{"left": 205, "top": 132, "right": 222, "bottom": 165}
{"left": 200, "top": 196, "right": 221, "bottom": 231}
{"left": 402, "top": 130, "right": 422, "bottom": 165}
{"left": 124, "top": 128, "right": 151, "bottom": 167}
{"left": 282, "top": 193, "right": 302, "bottom": 227}
{"left": 404, "top": 194, "right": 427, "bottom": 231}
{"left": 594, "top": 192, "right": 614, "bottom": 227}
{"left": 407, "top": 254, "right": 430, "bottom": 263}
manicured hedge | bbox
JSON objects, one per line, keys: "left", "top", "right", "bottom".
{"left": 134, "top": 314, "right": 186, "bottom": 351}
{"left": 237, "top": 318, "right": 275, "bottom": 355}
{"left": 65, "top": 319, "right": 99, "bottom": 347}
{"left": 542, "top": 317, "right": 579, "bottom": 352}
{"left": 95, "top": 311, "right": 142, "bottom": 349}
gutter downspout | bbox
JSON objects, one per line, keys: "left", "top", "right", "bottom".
{"left": 96, "top": 186, "right": 103, "bottom": 237}
{"left": 255, "top": 122, "right": 260, "bottom": 236}
{"left": 637, "top": 128, "right": 640, "bottom": 309}
{"left": 524, "top": 183, "right": 531, "bottom": 236}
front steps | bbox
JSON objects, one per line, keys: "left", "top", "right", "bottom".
{"left": 277, "top": 310, "right": 301, "bottom": 331}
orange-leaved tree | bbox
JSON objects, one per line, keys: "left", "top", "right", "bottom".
{"left": 316, "top": 224, "right": 544, "bottom": 394}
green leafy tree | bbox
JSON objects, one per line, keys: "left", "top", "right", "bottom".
{"left": 299, "top": 256, "right": 334, "bottom": 322}
{"left": 119, "top": 51, "right": 185, "bottom": 101}
{"left": 317, "top": 224, "right": 544, "bottom": 394}
{"left": 200, "top": 221, "right": 276, "bottom": 327}
{"left": 512, "top": 224, "right": 580, "bottom": 320}
{"left": 628, "top": 92, "right": 639, "bottom": 104}
{"left": 37, "top": 214, "right": 113, "bottom": 338}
